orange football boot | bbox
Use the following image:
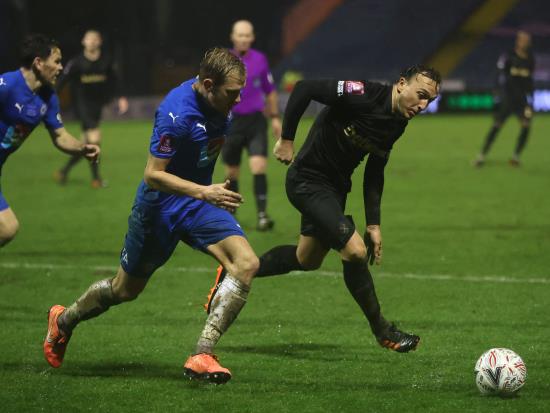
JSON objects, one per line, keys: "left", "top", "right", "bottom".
{"left": 43, "top": 305, "right": 71, "bottom": 368}
{"left": 184, "top": 353, "right": 232, "bottom": 384}
{"left": 203, "top": 265, "right": 227, "bottom": 314}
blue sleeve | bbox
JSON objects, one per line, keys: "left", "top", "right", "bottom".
{"left": 43, "top": 93, "right": 64, "bottom": 130}
{"left": 0, "top": 76, "right": 8, "bottom": 105}
{"left": 223, "top": 113, "right": 233, "bottom": 136}
{"left": 149, "top": 110, "right": 190, "bottom": 158}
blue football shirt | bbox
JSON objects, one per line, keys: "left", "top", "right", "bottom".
{"left": 0, "top": 69, "right": 64, "bottom": 169}
{"left": 135, "top": 78, "right": 231, "bottom": 213}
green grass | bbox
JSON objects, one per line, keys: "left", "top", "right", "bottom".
{"left": 1, "top": 115, "right": 549, "bottom": 412}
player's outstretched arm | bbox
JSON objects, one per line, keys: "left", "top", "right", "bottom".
{"left": 48, "top": 127, "right": 100, "bottom": 162}
{"left": 144, "top": 155, "right": 242, "bottom": 213}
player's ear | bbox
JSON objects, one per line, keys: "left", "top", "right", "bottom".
{"left": 203, "top": 78, "right": 215, "bottom": 93}
{"left": 397, "top": 77, "right": 407, "bottom": 93}
{"left": 33, "top": 56, "right": 43, "bottom": 71}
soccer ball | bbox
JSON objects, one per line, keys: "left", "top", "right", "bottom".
{"left": 474, "top": 348, "right": 526, "bottom": 396}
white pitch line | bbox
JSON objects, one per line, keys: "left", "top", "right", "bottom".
{"left": 0, "top": 262, "right": 549, "bottom": 285}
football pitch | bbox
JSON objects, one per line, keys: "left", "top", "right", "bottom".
{"left": 1, "top": 115, "right": 549, "bottom": 412}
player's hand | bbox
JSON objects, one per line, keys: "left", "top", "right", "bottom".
{"left": 203, "top": 180, "right": 243, "bottom": 213}
{"left": 82, "top": 144, "right": 100, "bottom": 163}
{"left": 365, "top": 225, "right": 382, "bottom": 265}
{"left": 271, "top": 117, "right": 282, "bottom": 139}
{"left": 118, "top": 97, "right": 129, "bottom": 115}
{"left": 273, "top": 138, "right": 294, "bottom": 165}
{"left": 524, "top": 105, "right": 533, "bottom": 120}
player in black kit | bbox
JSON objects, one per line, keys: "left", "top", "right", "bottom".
{"left": 206, "top": 65, "right": 441, "bottom": 353}
{"left": 474, "top": 31, "right": 535, "bottom": 167}
{"left": 55, "top": 30, "right": 128, "bottom": 187}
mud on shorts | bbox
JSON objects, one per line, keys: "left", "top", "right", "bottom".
{"left": 120, "top": 201, "right": 245, "bottom": 278}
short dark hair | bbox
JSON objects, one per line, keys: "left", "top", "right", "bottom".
{"left": 400, "top": 65, "right": 441, "bottom": 85}
{"left": 20, "top": 33, "right": 59, "bottom": 68}
{"left": 199, "top": 47, "right": 246, "bottom": 87}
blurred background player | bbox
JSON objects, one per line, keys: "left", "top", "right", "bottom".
{"left": 474, "top": 31, "right": 534, "bottom": 167}
{"left": 207, "top": 66, "right": 441, "bottom": 354}
{"left": 0, "top": 34, "right": 99, "bottom": 247}
{"left": 44, "top": 48, "right": 258, "bottom": 384}
{"left": 54, "top": 29, "right": 128, "bottom": 187}
{"left": 222, "top": 20, "right": 282, "bottom": 230}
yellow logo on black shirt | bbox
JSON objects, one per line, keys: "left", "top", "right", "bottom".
{"left": 510, "top": 67, "right": 531, "bottom": 77}
{"left": 80, "top": 74, "right": 107, "bottom": 84}
{"left": 343, "top": 124, "right": 386, "bottom": 157}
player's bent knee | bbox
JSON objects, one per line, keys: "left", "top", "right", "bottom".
{"left": 342, "top": 244, "right": 367, "bottom": 262}
{"left": 232, "top": 254, "right": 260, "bottom": 282}
{"left": 0, "top": 222, "right": 19, "bottom": 247}
{"left": 250, "top": 158, "right": 267, "bottom": 174}
{"left": 225, "top": 166, "right": 240, "bottom": 180}
{"left": 243, "top": 255, "right": 260, "bottom": 276}
{"left": 296, "top": 238, "right": 327, "bottom": 270}
{"left": 0, "top": 233, "right": 16, "bottom": 247}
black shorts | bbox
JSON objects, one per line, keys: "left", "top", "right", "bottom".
{"left": 222, "top": 112, "right": 268, "bottom": 165}
{"left": 74, "top": 98, "right": 104, "bottom": 130}
{"left": 494, "top": 95, "right": 532, "bottom": 123}
{"left": 286, "top": 165, "right": 355, "bottom": 251}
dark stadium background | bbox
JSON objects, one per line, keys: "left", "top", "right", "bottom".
{"left": 2, "top": 0, "right": 549, "bottom": 111}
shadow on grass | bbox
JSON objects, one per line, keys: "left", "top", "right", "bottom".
{"left": 220, "top": 342, "right": 389, "bottom": 364}
{"left": 0, "top": 250, "right": 116, "bottom": 258}
{"left": 0, "top": 360, "right": 182, "bottom": 381}
{"left": 64, "top": 360, "right": 185, "bottom": 380}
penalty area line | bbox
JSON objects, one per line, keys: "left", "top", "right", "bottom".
{"left": 0, "top": 261, "right": 549, "bottom": 284}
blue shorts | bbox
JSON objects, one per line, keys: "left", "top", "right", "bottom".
{"left": 0, "top": 181, "right": 8, "bottom": 211}
{"left": 120, "top": 200, "right": 245, "bottom": 278}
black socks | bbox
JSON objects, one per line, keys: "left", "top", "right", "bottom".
{"left": 481, "top": 125, "right": 500, "bottom": 155}
{"left": 342, "top": 260, "right": 388, "bottom": 335}
{"left": 257, "top": 245, "right": 304, "bottom": 277}
{"left": 253, "top": 174, "right": 267, "bottom": 214}
{"left": 227, "top": 178, "right": 239, "bottom": 194}
{"left": 514, "top": 126, "right": 530, "bottom": 157}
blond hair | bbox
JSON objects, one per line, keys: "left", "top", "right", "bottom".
{"left": 199, "top": 47, "right": 246, "bottom": 86}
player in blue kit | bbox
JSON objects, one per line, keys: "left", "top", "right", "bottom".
{"left": 0, "top": 34, "right": 100, "bottom": 247}
{"left": 44, "top": 48, "right": 258, "bottom": 384}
